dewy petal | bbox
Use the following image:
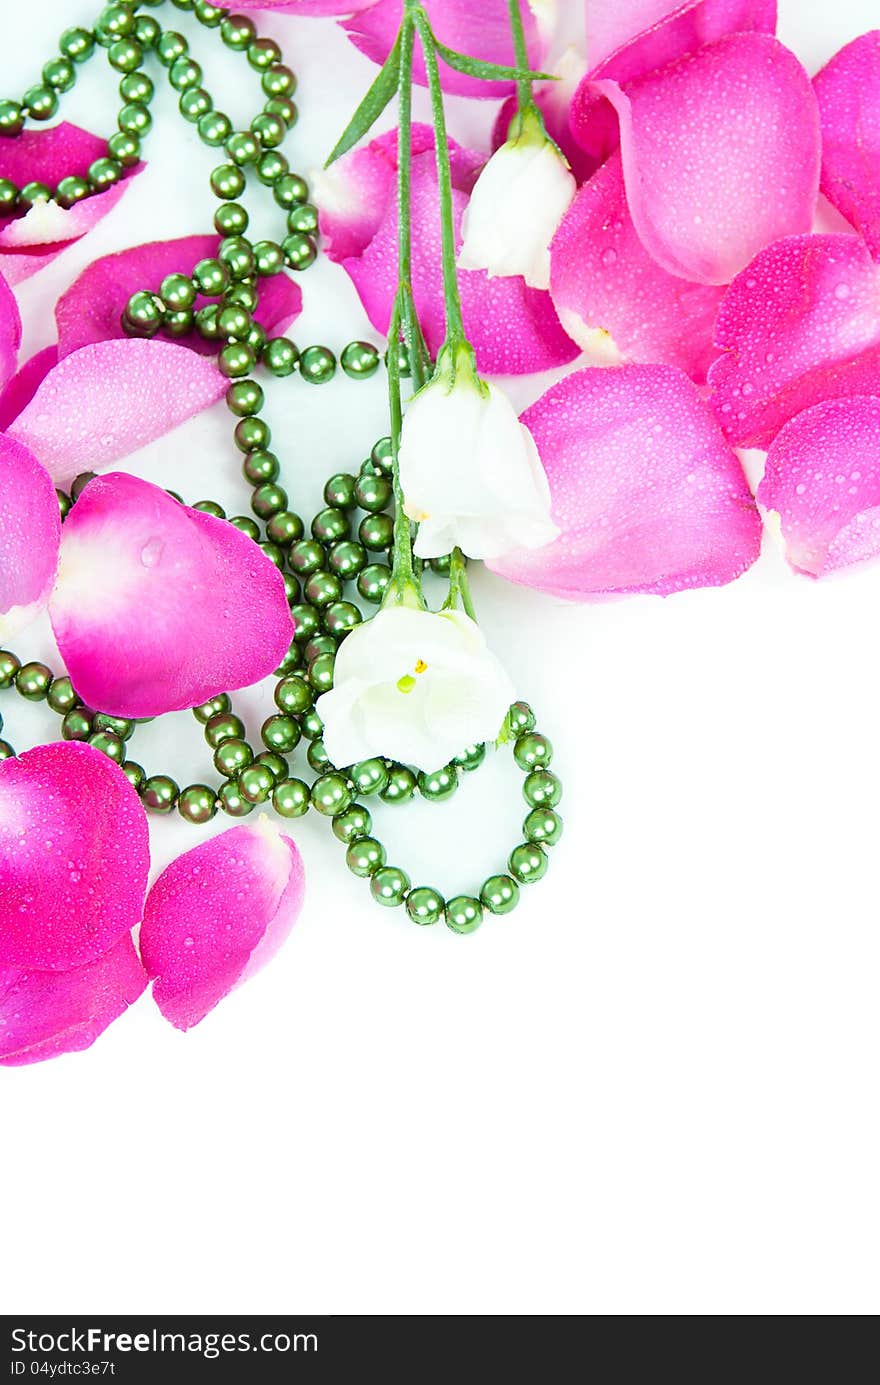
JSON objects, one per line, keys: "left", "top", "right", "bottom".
{"left": 584, "top": 0, "right": 777, "bottom": 83}
{"left": 585, "top": 33, "right": 819, "bottom": 285}
{"left": 0, "top": 346, "right": 58, "bottom": 432}
{"left": 343, "top": 0, "right": 550, "bottom": 99}
{"left": 549, "top": 151, "right": 724, "bottom": 381}
{"left": 814, "top": 31, "right": 880, "bottom": 262}
{"left": 0, "top": 121, "right": 107, "bottom": 187}
{"left": 0, "top": 434, "right": 60, "bottom": 642}
{"left": 0, "top": 743, "right": 150, "bottom": 972}
{"left": 55, "top": 235, "right": 301, "bottom": 357}
{"left": 139, "top": 819, "right": 305, "bottom": 1031}
{"left": 214, "top": 1, "right": 376, "bottom": 11}
{"left": 488, "top": 364, "right": 762, "bottom": 598}
{"left": 7, "top": 338, "right": 228, "bottom": 486}
{"left": 756, "top": 396, "right": 880, "bottom": 578}
{"left": 0, "top": 269, "right": 22, "bottom": 388}
{"left": 708, "top": 233, "right": 880, "bottom": 448}
{"left": 0, "top": 936, "right": 148, "bottom": 1068}
{"left": 49, "top": 472, "right": 293, "bottom": 718}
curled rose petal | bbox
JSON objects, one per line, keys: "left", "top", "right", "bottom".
{"left": 708, "top": 234, "right": 880, "bottom": 448}
{"left": 0, "top": 936, "right": 148, "bottom": 1068}
{"left": 343, "top": 0, "right": 550, "bottom": 99}
{"left": 582, "top": 33, "right": 819, "bottom": 285}
{"left": 488, "top": 364, "right": 762, "bottom": 598}
{"left": 583, "top": 0, "right": 777, "bottom": 84}
{"left": 7, "top": 338, "right": 228, "bottom": 486}
{"left": 814, "top": 31, "right": 880, "bottom": 262}
{"left": 756, "top": 396, "right": 880, "bottom": 577}
{"left": 549, "top": 151, "right": 724, "bottom": 381}
{"left": 0, "top": 346, "right": 57, "bottom": 432}
{"left": 214, "top": 1, "right": 376, "bottom": 11}
{"left": 0, "top": 743, "right": 150, "bottom": 972}
{"left": 139, "top": 819, "right": 305, "bottom": 1031}
{"left": 55, "top": 235, "right": 302, "bottom": 357}
{"left": 0, "top": 434, "right": 60, "bottom": 641}
{"left": 49, "top": 472, "right": 294, "bottom": 718}
{"left": 0, "top": 270, "right": 21, "bottom": 388}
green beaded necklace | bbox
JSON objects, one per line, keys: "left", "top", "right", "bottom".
{"left": 0, "top": 0, "right": 563, "bottom": 934}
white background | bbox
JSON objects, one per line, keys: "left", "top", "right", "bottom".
{"left": 2, "top": 0, "right": 878, "bottom": 1316}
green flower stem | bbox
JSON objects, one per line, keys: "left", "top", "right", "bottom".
{"left": 444, "top": 547, "right": 477, "bottom": 621}
{"left": 507, "top": 0, "right": 532, "bottom": 113}
{"left": 397, "top": 14, "right": 430, "bottom": 392}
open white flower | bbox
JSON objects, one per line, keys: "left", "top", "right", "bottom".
{"left": 399, "top": 345, "right": 559, "bottom": 561}
{"left": 316, "top": 604, "right": 515, "bottom": 772}
{"left": 458, "top": 106, "right": 576, "bottom": 291}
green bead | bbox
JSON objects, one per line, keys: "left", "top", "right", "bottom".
{"left": 234, "top": 416, "right": 270, "bottom": 451}
{"left": 170, "top": 56, "right": 201, "bottom": 90}
{"left": 445, "top": 895, "right": 483, "bottom": 934}
{"left": 19, "top": 182, "right": 52, "bottom": 209}
{"left": 0, "top": 179, "right": 18, "bottom": 213}
{"left": 192, "top": 500, "right": 225, "bottom": 518}
{"left": 60, "top": 27, "right": 95, "bottom": 62}
{"left": 220, "top": 13, "right": 256, "bottom": 49}
{"left": 523, "top": 769, "right": 562, "bottom": 808}
{"left": 0, "top": 651, "right": 21, "bottom": 688}
{"left": 230, "top": 516, "right": 260, "bottom": 542}
{"left": 263, "top": 336, "right": 299, "bottom": 376}
{"left": 267, "top": 511, "right": 304, "bottom": 547}
{"left": 311, "top": 772, "right": 352, "bottom": 817}
{"left": 107, "top": 131, "right": 141, "bottom": 167}
{"left": 480, "top": 874, "right": 520, "bottom": 915}
{"left": 250, "top": 483, "right": 286, "bottom": 518}
{"left": 354, "top": 473, "right": 392, "bottom": 512}
{"left": 262, "top": 64, "right": 296, "bottom": 98}
{"left": 260, "top": 541, "right": 285, "bottom": 570}
{"left": 274, "top": 675, "right": 312, "bottom": 715}
{"left": 14, "top": 662, "right": 52, "bottom": 701}
{"left": 289, "top": 540, "right": 325, "bottom": 576}
{"left": 287, "top": 201, "right": 318, "bottom": 236}
{"left": 304, "top": 634, "right": 336, "bottom": 665}
{"left": 359, "top": 513, "right": 394, "bottom": 552}
{"left": 193, "top": 693, "right": 231, "bottom": 723}
{"left": 306, "top": 739, "right": 330, "bottom": 773}
{"left": 124, "top": 290, "right": 163, "bottom": 337}
{"left": 142, "top": 775, "right": 179, "bottom": 813}
{"left": 371, "top": 866, "right": 410, "bottom": 907}
{"left": 246, "top": 322, "right": 267, "bottom": 355}
{"left": 118, "top": 101, "right": 151, "bottom": 135}
{"left": 251, "top": 112, "right": 285, "bottom": 149}
{"left": 273, "top": 172, "right": 308, "bottom": 208}
{"left": 406, "top": 886, "right": 445, "bottom": 926}
{"left": 157, "top": 30, "right": 188, "bottom": 66}
{"left": 300, "top": 709, "right": 324, "bottom": 741}
{"left": 341, "top": 340, "right": 380, "bottom": 380}
{"left": 218, "top": 781, "right": 254, "bottom": 817}
{"left": 256, "top": 149, "right": 289, "bottom": 186}
{"left": 304, "top": 570, "right": 342, "bottom": 607}
{"left": 194, "top": 1, "right": 224, "bottom": 25}
{"left": 238, "top": 764, "right": 274, "bottom": 804}
{"left": 226, "top": 131, "right": 260, "bottom": 166}
{"left": 332, "top": 804, "right": 371, "bottom": 843}
{"left": 311, "top": 508, "right": 349, "bottom": 545}
{"left": 452, "top": 742, "right": 486, "bottom": 773}
{"left": 122, "top": 760, "right": 145, "bottom": 791}
{"left": 199, "top": 110, "right": 233, "bottom": 146}
{"left": 254, "top": 751, "right": 287, "bottom": 783}
{"left": 241, "top": 448, "right": 278, "bottom": 484}
{"left": 282, "top": 232, "right": 317, "bottom": 272}
{"left": 56, "top": 489, "right": 72, "bottom": 519}
{"left": 226, "top": 380, "right": 264, "bottom": 416}
{"left": 307, "top": 653, "right": 335, "bottom": 695}
{"left": 214, "top": 203, "right": 249, "bottom": 240}
{"left": 323, "top": 602, "right": 361, "bottom": 637}
{"left": 429, "top": 553, "right": 452, "bottom": 576}
{"left": 109, "top": 38, "right": 143, "bottom": 72}
{"left": 249, "top": 239, "right": 282, "bottom": 277}
{"left": 23, "top": 85, "right": 59, "bottom": 121}
{"left": 193, "top": 257, "right": 229, "bottom": 296}
{"left": 61, "top": 707, "right": 93, "bottom": 741}
{"left": 204, "top": 711, "right": 245, "bottom": 747}
{"left": 327, "top": 541, "right": 366, "bottom": 581}
{"left": 195, "top": 304, "right": 222, "bottom": 341}
{"left": 119, "top": 71, "right": 153, "bottom": 103}
{"left": 178, "top": 784, "right": 217, "bottom": 824}
{"left": 92, "top": 713, "right": 134, "bottom": 741}
{"left": 43, "top": 58, "right": 76, "bottom": 92}
{"left": 88, "top": 157, "right": 124, "bottom": 191}
{"left": 265, "top": 96, "right": 297, "bottom": 127}
{"left": 47, "top": 676, "right": 77, "bottom": 715}
{"left": 508, "top": 842, "right": 549, "bottom": 885}
{"left": 71, "top": 472, "right": 97, "bottom": 501}
{"left": 219, "top": 341, "right": 254, "bottom": 378}
{"left": 180, "top": 88, "right": 212, "bottom": 121}
{"left": 320, "top": 475, "right": 354, "bottom": 513}
{"left": 507, "top": 701, "right": 536, "bottom": 736}
{"left": 161, "top": 273, "right": 196, "bottom": 311}
{"left": 380, "top": 764, "right": 416, "bottom": 805}
{"left": 513, "top": 732, "right": 553, "bottom": 771}
{"left": 213, "top": 738, "right": 254, "bottom": 776}
{"left": 135, "top": 15, "right": 161, "bottom": 48}
{"left": 524, "top": 807, "right": 563, "bottom": 846}
{"left": 346, "top": 836, "right": 386, "bottom": 877}
{"left": 248, "top": 37, "right": 282, "bottom": 70}
{"left": 97, "top": 5, "right": 136, "bottom": 42}
{"left": 418, "top": 764, "right": 459, "bottom": 802}
{"left": 210, "top": 162, "right": 246, "bottom": 199}
{"left": 357, "top": 563, "right": 391, "bottom": 604}
{"left": 0, "top": 101, "right": 23, "bottom": 137}
{"left": 218, "top": 235, "right": 255, "bottom": 280}
{"left": 0, "top": 740, "right": 14, "bottom": 761}
{"left": 260, "top": 714, "right": 301, "bottom": 754}
{"left": 350, "top": 759, "right": 389, "bottom": 797}
{"left": 273, "top": 778, "right": 310, "bottom": 818}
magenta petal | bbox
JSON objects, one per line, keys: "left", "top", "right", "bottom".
{"left": 549, "top": 152, "right": 724, "bottom": 381}
{"left": 0, "top": 269, "right": 21, "bottom": 388}
{"left": 585, "top": 0, "right": 777, "bottom": 84}
{"left": 0, "top": 122, "right": 107, "bottom": 187}
{"left": 0, "top": 346, "right": 57, "bottom": 432}
{"left": 343, "top": 0, "right": 549, "bottom": 98}
{"left": 0, "top": 180, "right": 141, "bottom": 289}
{"left": 214, "top": 0, "right": 376, "bottom": 11}
{"left": 0, "top": 743, "right": 150, "bottom": 971}
{"left": 708, "top": 233, "right": 880, "bottom": 448}
{"left": 814, "top": 31, "right": 880, "bottom": 262}
{"left": 49, "top": 472, "right": 294, "bottom": 718}
{"left": 756, "top": 396, "right": 880, "bottom": 577}
{"left": 488, "top": 365, "right": 762, "bottom": 598}
{"left": 7, "top": 338, "right": 228, "bottom": 486}
{"left": 588, "top": 33, "right": 819, "bottom": 285}
{"left": 0, "top": 936, "right": 147, "bottom": 1067}
{"left": 0, "top": 434, "right": 60, "bottom": 640}
{"left": 139, "top": 820, "right": 305, "bottom": 1031}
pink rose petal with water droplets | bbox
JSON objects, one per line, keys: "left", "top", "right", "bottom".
{"left": 814, "top": 31, "right": 880, "bottom": 262}
{"left": 7, "top": 338, "right": 228, "bottom": 487}
{"left": 488, "top": 365, "right": 762, "bottom": 598}
{"left": 316, "top": 123, "right": 442, "bottom": 263}
{"left": 549, "top": 151, "right": 724, "bottom": 380}
{"left": 55, "top": 234, "right": 302, "bottom": 357}
{"left": 756, "top": 396, "right": 880, "bottom": 578}
{"left": 583, "top": 0, "right": 777, "bottom": 84}
{"left": 0, "top": 269, "right": 22, "bottom": 387}
{"left": 0, "top": 936, "right": 148, "bottom": 1068}
{"left": 708, "top": 233, "right": 880, "bottom": 449}
{"left": 0, "top": 743, "right": 150, "bottom": 972}
{"left": 0, "top": 346, "right": 58, "bottom": 432}
{"left": 214, "top": 1, "right": 376, "bottom": 11}
{"left": 139, "top": 820, "right": 305, "bottom": 1031}
{"left": 49, "top": 471, "right": 294, "bottom": 718}
{"left": 0, "top": 434, "right": 60, "bottom": 641}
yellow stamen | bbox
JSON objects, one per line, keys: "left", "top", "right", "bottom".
{"left": 414, "top": 659, "right": 427, "bottom": 674}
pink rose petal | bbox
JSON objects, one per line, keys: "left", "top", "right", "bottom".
{"left": 0, "top": 936, "right": 148, "bottom": 1067}
{"left": 215, "top": 1, "right": 376, "bottom": 11}
{"left": 582, "top": 33, "right": 819, "bottom": 285}
{"left": 343, "top": 0, "right": 550, "bottom": 98}
{"left": 0, "top": 269, "right": 21, "bottom": 387}
{"left": 139, "top": 820, "right": 305, "bottom": 1031}
{"left": 0, "top": 743, "right": 150, "bottom": 972}
{"left": 708, "top": 233, "right": 880, "bottom": 448}
{"left": 488, "top": 364, "right": 762, "bottom": 598}
{"left": 0, "top": 434, "right": 60, "bottom": 640}
{"left": 584, "top": 0, "right": 777, "bottom": 84}
{"left": 0, "top": 122, "right": 106, "bottom": 187}
{"left": 814, "top": 31, "right": 880, "bottom": 262}
{"left": 0, "top": 346, "right": 57, "bottom": 432}
{"left": 49, "top": 471, "right": 294, "bottom": 718}
{"left": 7, "top": 338, "right": 228, "bottom": 487}
{"left": 549, "top": 151, "right": 724, "bottom": 381}
{"left": 55, "top": 235, "right": 301, "bottom": 357}
{"left": 756, "top": 396, "right": 880, "bottom": 577}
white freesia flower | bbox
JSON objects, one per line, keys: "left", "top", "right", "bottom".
{"left": 316, "top": 604, "right": 515, "bottom": 772}
{"left": 399, "top": 345, "right": 559, "bottom": 561}
{"left": 458, "top": 107, "right": 576, "bottom": 290}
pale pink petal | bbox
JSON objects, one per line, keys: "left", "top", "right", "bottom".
{"left": 584, "top": 0, "right": 777, "bottom": 83}
{"left": 0, "top": 936, "right": 147, "bottom": 1067}
{"left": 7, "top": 338, "right": 228, "bottom": 487}
{"left": 215, "top": 1, "right": 376, "bottom": 11}
{"left": 549, "top": 151, "right": 724, "bottom": 381}
{"left": 49, "top": 472, "right": 294, "bottom": 718}
{"left": 139, "top": 820, "right": 305, "bottom": 1031}
{"left": 0, "top": 270, "right": 21, "bottom": 387}
{"left": 56, "top": 235, "right": 301, "bottom": 357}
{"left": 343, "top": 0, "right": 550, "bottom": 98}
{"left": 756, "top": 396, "right": 880, "bottom": 577}
{"left": 0, "top": 346, "right": 57, "bottom": 431}
{"left": 488, "top": 364, "right": 762, "bottom": 597}
{"left": 0, "top": 434, "right": 60, "bottom": 641}
{"left": 0, "top": 743, "right": 150, "bottom": 971}
{"left": 814, "top": 31, "right": 880, "bottom": 262}
{"left": 582, "top": 33, "right": 819, "bottom": 285}
{"left": 708, "top": 233, "right": 880, "bottom": 448}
